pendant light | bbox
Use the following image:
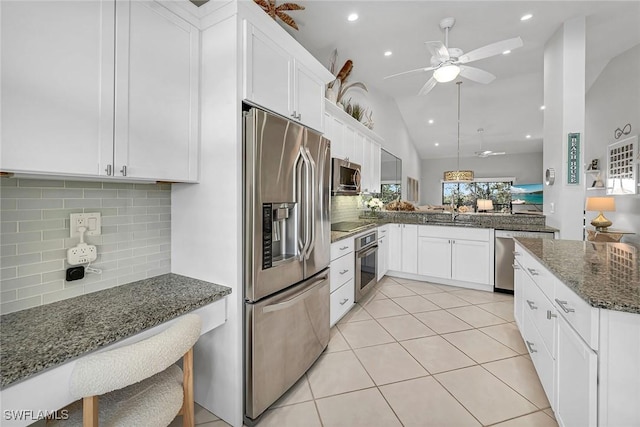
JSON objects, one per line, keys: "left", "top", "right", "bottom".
{"left": 444, "top": 81, "right": 474, "bottom": 182}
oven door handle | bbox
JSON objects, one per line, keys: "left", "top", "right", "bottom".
{"left": 357, "top": 245, "right": 378, "bottom": 259}
{"left": 262, "top": 274, "right": 329, "bottom": 314}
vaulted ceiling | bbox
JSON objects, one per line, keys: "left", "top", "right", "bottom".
{"left": 283, "top": 1, "right": 640, "bottom": 159}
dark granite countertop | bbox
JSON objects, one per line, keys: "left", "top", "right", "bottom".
{"left": 515, "top": 238, "right": 640, "bottom": 314}
{"left": 330, "top": 216, "right": 557, "bottom": 243}
{"left": 0, "top": 273, "right": 232, "bottom": 389}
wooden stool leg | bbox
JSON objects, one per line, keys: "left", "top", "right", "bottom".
{"left": 182, "top": 348, "right": 194, "bottom": 427}
{"left": 83, "top": 396, "right": 98, "bottom": 427}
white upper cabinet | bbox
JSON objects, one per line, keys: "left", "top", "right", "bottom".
{"left": 1, "top": 0, "right": 115, "bottom": 177}
{"left": 243, "top": 21, "right": 328, "bottom": 132}
{"left": 1, "top": 0, "right": 200, "bottom": 182}
{"left": 114, "top": 1, "right": 199, "bottom": 181}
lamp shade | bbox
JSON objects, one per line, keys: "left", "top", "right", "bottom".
{"left": 585, "top": 197, "right": 615, "bottom": 212}
{"left": 433, "top": 64, "right": 460, "bottom": 83}
{"left": 477, "top": 199, "right": 494, "bottom": 211}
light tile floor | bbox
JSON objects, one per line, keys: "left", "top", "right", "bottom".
{"left": 180, "top": 276, "right": 559, "bottom": 427}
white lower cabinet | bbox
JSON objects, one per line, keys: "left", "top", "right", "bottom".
{"left": 556, "top": 314, "right": 598, "bottom": 427}
{"left": 417, "top": 226, "right": 491, "bottom": 285}
{"left": 330, "top": 239, "right": 355, "bottom": 326}
{"left": 388, "top": 224, "right": 417, "bottom": 274}
{"left": 377, "top": 225, "right": 389, "bottom": 280}
{"left": 514, "top": 241, "right": 640, "bottom": 427}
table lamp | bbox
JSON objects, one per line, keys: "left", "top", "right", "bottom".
{"left": 585, "top": 197, "right": 615, "bottom": 231}
{"left": 477, "top": 199, "right": 494, "bottom": 212}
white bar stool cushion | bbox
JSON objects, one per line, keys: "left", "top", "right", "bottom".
{"left": 70, "top": 314, "right": 202, "bottom": 397}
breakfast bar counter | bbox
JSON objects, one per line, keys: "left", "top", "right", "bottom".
{"left": 0, "top": 273, "right": 231, "bottom": 426}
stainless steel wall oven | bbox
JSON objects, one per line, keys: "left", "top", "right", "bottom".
{"left": 354, "top": 231, "right": 378, "bottom": 302}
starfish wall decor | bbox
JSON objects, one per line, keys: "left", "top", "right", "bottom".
{"left": 253, "top": 0, "right": 305, "bottom": 30}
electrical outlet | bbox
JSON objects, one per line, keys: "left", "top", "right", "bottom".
{"left": 70, "top": 213, "right": 101, "bottom": 238}
{"left": 67, "top": 243, "right": 97, "bottom": 266}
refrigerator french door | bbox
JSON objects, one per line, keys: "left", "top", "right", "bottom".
{"left": 243, "top": 106, "right": 331, "bottom": 423}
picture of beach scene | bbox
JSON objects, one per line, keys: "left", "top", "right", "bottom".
{"left": 511, "top": 183, "right": 543, "bottom": 205}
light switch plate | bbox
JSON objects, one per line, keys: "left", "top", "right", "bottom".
{"left": 70, "top": 213, "right": 101, "bottom": 238}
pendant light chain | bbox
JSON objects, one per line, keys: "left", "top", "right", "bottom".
{"left": 457, "top": 81, "right": 461, "bottom": 173}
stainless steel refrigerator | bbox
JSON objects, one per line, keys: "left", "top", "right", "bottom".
{"left": 243, "top": 106, "right": 331, "bottom": 423}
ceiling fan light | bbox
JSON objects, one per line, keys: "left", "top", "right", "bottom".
{"left": 433, "top": 64, "right": 460, "bottom": 83}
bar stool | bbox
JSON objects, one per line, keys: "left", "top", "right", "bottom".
{"left": 53, "top": 313, "right": 201, "bottom": 427}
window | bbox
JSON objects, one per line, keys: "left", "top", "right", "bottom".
{"left": 380, "top": 183, "right": 401, "bottom": 204}
{"left": 442, "top": 180, "right": 513, "bottom": 212}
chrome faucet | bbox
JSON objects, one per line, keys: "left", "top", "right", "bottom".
{"left": 450, "top": 203, "right": 459, "bottom": 221}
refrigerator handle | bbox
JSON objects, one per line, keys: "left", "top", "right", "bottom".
{"left": 298, "top": 148, "right": 312, "bottom": 261}
{"left": 262, "top": 273, "right": 329, "bottom": 313}
{"left": 295, "top": 151, "right": 307, "bottom": 261}
{"left": 304, "top": 147, "right": 316, "bottom": 260}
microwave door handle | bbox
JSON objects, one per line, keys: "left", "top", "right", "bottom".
{"left": 353, "top": 168, "right": 361, "bottom": 188}
{"left": 304, "top": 147, "right": 316, "bottom": 260}
{"left": 295, "top": 151, "right": 306, "bottom": 261}
{"left": 262, "top": 273, "right": 329, "bottom": 313}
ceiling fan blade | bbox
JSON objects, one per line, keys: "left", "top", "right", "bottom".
{"left": 458, "top": 37, "right": 523, "bottom": 63}
{"left": 424, "top": 41, "right": 449, "bottom": 61}
{"left": 418, "top": 77, "right": 437, "bottom": 95}
{"left": 459, "top": 65, "right": 496, "bottom": 84}
{"left": 384, "top": 66, "right": 437, "bottom": 80}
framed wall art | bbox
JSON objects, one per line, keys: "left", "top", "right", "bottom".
{"left": 606, "top": 135, "right": 638, "bottom": 195}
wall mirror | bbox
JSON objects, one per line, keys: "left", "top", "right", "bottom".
{"left": 380, "top": 149, "right": 402, "bottom": 203}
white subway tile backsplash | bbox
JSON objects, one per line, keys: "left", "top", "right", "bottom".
{"left": 0, "top": 177, "right": 171, "bottom": 314}
{"left": 331, "top": 195, "right": 362, "bottom": 223}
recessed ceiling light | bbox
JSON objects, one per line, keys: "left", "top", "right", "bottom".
{"left": 347, "top": 13, "right": 358, "bottom": 22}
{"left": 384, "top": 51, "right": 392, "bottom": 57}
{"left": 526, "top": 134, "right": 532, "bottom": 139}
{"left": 540, "top": 105, "right": 546, "bottom": 110}
{"left": 521, "top": 13, "right": 533, "bottom": 21}
{"left": 428, "top": 119, "right": 434, "bottom": 124}
{"left": 434, "top": 142, "right": 439, "bottom": 146}
{"left": 502, "top": 50, "right": 511, "bottom": 55}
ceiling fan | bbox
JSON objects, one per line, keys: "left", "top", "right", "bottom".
{"left": 474, "top": 128, "right": 505, "bottom": 157}
{"left": 384, "top": 17, "right": 523, "bottom": 95}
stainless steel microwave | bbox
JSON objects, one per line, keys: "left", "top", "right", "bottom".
{"left": 331, "top": 158, "right": 361, "bottom": 195}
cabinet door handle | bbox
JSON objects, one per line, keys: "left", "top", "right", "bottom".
{"left": 527, "top": 268, "right": 539, "bottom": 276}
{"left": 339, "top": 269, "right": 349, "bottom": 275}
{"left": 105, "top": 164, "right": 112, "bottom": 176}
{"left": 525, "top": 341, "right": 537, "bottom": 353}
{"left": 120, "top": 165, "right": 127, "bottom": 176}
{"left": 547, "top": 310, "right": 557, "bottom": 320}
{"left": 513, "top": 251, "right": 521, "bottom": 256}
{"left": 555, "top": 299, "right": 575, "bottom": 313}
{"left": 512, "top": 264, "right": 521, "bottom": 270}
{"left": 339, "top": 298, "right": 349, "bottom": 305}
{"left": 297, "top": 113, "right": 302, "bottom": 120}
{"left": 340, "top": 246, "right": 349, "bottom": 250}
{"left": 526, "top": 300, "right": 538, "bottom": 310}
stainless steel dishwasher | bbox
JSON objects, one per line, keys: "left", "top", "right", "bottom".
{"left": 494, "top": 230, "right": 555, "bottom": 292}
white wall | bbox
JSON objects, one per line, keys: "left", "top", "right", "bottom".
{"left": 543, "top": 17, "right": 587, "bottom": 240}
{"left": 346, "top": 86, "right": 421, "bottom": 200}
{"left": 585, "top": 44, "right": 640, "bottom": 246}
{"left": 419, "top": 152, "right": 542, "bottom": 205}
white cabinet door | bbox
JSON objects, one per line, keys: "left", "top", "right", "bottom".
{"left": 243, "top": 22, "right": 292, "bottom": 119}
{"left": 513, "top": 262, "right": 525, "bottom": 329}
{"left": 1, "top": 0, "right": 115, "bottom": 176}
{"left": 293, "top": 61, "right": 324, "bottom": 131}
{"left": 556, "top": 315, "right": 598, "bottom": 427}
{"left": 370, "top": 141, "right": 382, "bottom": 194}
{"left": 361, "top": 137, "right": 372, "bottom": 192}
{"left": 329, "top": 116, "right": 345, "bottom": 160}
{"left": 388, "top": 224, "right": 402, "bottom": 272}
{"left": 353, "top": 132, "right": 365, "bottom": 170}
{"left": 114, "top": 1, "right": 199, "bottom": 181}
{"left": 451, "top": 239, "right": 490, "bottom": 284}
{"left": 342, "top": 126, "right": 356, "bottom": 163}
{"left": 401, "top": 224, "right": 418, "bottom": 274}
{"left": 417, "top": 237, "right": 451, "bottom": 279}
{"left": 377, "top": 235, "right": 388, "bottom": 280}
